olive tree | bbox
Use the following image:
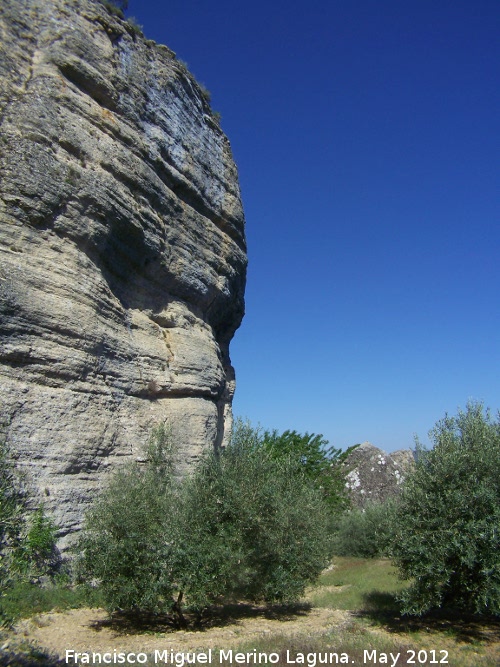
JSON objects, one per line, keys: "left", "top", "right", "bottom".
{"left": 77, "top": 424, "right": 179, "bottom": 613}
{"left": 331, "top": 498, "right": 397, "bottom": 558}
{"left": 78, "top": 421, "right": 334, "bottom": 622}
{"left": 177, "top": 420, "right": 334, "bottom": 610}
{"left": 391, "top": 402, "right": 500, "bottom": 616}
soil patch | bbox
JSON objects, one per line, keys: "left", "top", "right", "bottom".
{"left": 12, "top": 606, "right": 350, "bottom": 658}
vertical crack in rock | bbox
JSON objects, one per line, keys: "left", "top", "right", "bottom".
{"left": 0, "top": 0, "right": 247, "bottom": 547}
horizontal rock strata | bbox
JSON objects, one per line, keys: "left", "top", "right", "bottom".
{"left": 0, "top": 0, "right": 247, "bottom": 545}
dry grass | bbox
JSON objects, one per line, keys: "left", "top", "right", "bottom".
{"left": 2, "top": 559, "right": 500, "bottom": 665}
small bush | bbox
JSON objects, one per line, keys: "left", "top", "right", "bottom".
{"left": 0, "top": 440, "right": 27, "bottom": 587}
{"left": 98, "top": 0, "right": 124, "bottom": 18}
{"left": 176, "top": 59, "right": 189, "bottom": 73}
{"left": 125, "top": 17, "right": 143, "bottom": 37}
{"left": 198, "top": 83, "right": 211, "bottom": 105}
{"left": 98, "top": 0, "right": 126, "bottom": 17}
{"left": 331, "top": 499, "right": 396, "bottom": 558}
{"left": 0, "top": 439, "right": 59, "bottom": 625}
{"left": 391, "top": 402, "right": 500, "bottom": 616}
{"left": 12, "top": 507, "right": 59, "bottom": 581}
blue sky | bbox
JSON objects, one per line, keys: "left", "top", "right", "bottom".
{"left": 128, "top": 0, "right": 500, "bottom": 452}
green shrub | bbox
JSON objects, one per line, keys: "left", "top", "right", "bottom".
{"left": 1, "top": 439, "right": 59, "bottom": 625}
{"left": 176, "top": 59, "right": 189, "bottom": 73}
{"left": 1, "top": 439, "right": 58, "bottom": 584}
{"left": 125, "top": 17, "right": 143, "bottom": 37}
{"left": 391, "top": 402, "right": 500, "bottom": 616}
{"left": 0, "top": 439, "right": 26, "bottom": 587}
{"left": 98, "top": 0, "right": 126, "bottom": 17}
{"left": 331, "top": 499, "right": 396, "bottom": 558}
{"left": 78, "top": 421, "right": 334, "bottom": 622}
{"left": 198, "top": 83, "right": 211, "bottom": 105}
{"left": 12, "top": 507, "right": 59, "bottom": 580}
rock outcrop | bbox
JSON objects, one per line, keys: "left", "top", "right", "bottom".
{"left": 344, "top": 442, "right": 415, "bottom": 507}
{"left": 0, "top": 0, "right": 247, "bottom": 545}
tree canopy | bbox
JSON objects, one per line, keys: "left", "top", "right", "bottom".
{"left": 391, "top": 402, "right": 500, "bottom": 616}
{"left": 77, "top": 421, "right": 334, "bottom": 624}
{"left": 262, "top": 428, "right": 353, "bottom": 510}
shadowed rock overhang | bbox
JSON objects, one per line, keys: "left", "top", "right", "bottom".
{"left": 0, "top": 0, "right": 247, "bottom": 546}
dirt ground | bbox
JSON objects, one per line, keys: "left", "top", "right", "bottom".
{"left": 5, "top": 568, "right": 500, "bottom": 667}
{"left": 5, "top": 600, "right": 500, "bottom": 667}
{"left": 9, "top": 605, "right": 351, "bottom": 659}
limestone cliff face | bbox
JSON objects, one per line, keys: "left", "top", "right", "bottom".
{"left": 0, "top": 0, "right": 247, "bottom": 544}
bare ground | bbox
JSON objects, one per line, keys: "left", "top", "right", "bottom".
{"left": 9, "top": 605, "right": 351, "bottom": 658}
{"left": 4, "top": 574, "right": 500, "bottom": 666}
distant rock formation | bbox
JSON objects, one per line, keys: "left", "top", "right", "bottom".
{"left": 344, "top": 442, "right": 415, "bottom": 507}
{"left": 0, "top": 0, "right": 247, "bottom": 545}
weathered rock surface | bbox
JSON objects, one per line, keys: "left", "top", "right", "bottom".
{"left": 344, "top": 442, "right": 415, "bottom": 507}
{"left": 0, "top": 0, "right": 247, "bottom": 545}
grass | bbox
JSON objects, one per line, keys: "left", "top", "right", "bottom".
{"left": 309, "top": 557, "right": 407, "bottom": 611}
{"left": 2, "top": 560, "right": 500, "bottom": 666}
{"left": 0, "top": 580, "right": 103, "bottom": 624}
{"left": 303, "top": 558, "right": 500, "bottom": 667}
{"left": 218, "top": 628, "right": 415, "bottom": 666}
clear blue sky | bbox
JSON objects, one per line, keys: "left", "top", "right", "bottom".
{"left": 128, "top": 0, "right": 499, "bottom": 452}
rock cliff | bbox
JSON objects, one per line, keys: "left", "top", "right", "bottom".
{"left": 0, "top": 0, "right": 247, "bottom": 545}
{"left": 344, "top": 442, "right": 415, "bottom": 507}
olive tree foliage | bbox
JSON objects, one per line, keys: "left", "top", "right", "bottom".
{"left": 178, "top": 420, "right": 334, "bottom": 609}
{"left": 78, "top": 420, "right": 334, "bottom": 621}
{"left": 331, "top": 498, "right": 397, "bottom": 558}
{"left": 391, "top": 402, "right": 500, "bottom": 616}
{"left": 77, "top": 423, "right": 178, "bottom": 614}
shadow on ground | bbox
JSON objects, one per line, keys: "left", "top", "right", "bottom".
{"left": 90, "top": 601, "right": 313, "bottom": 634}
{"left": 357, "top": 591, "right": 500, "bottom": 645}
